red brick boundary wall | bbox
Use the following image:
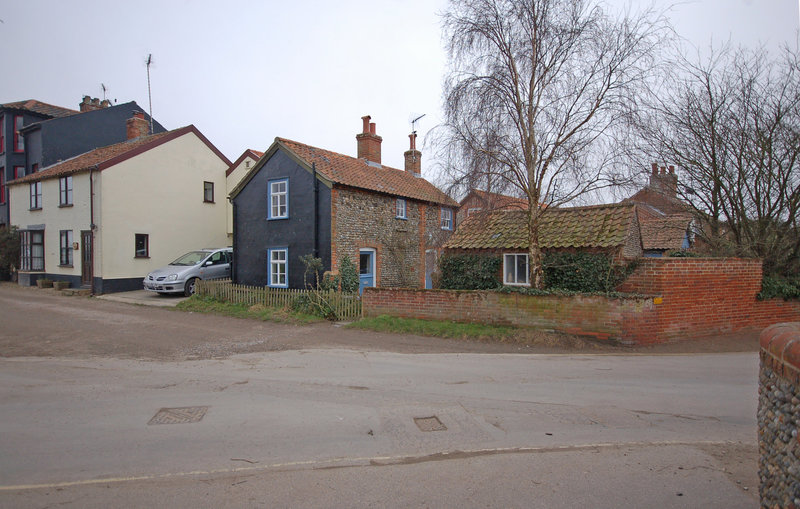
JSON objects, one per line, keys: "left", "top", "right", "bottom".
{"left": 758, "top": 323, "right": 800, "bottom": 505}
{"left": 362, "top": 258, "right": 800, "bottom": 345}
{"left": 617, "top": 258, "right": 800, "bottom": 342}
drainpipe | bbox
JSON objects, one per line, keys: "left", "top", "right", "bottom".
{"left": 89, "top": 166, "right": 96, "bottom": 294}
{"left": 312, "top": 162, "right": 319, "bottom": 259}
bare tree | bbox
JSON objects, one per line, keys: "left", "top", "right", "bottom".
{"left": 438, "top": 0, "right": 668, "bottom": 288}
{"left": 631, "top": 45, "right": 800, "bottom": 275}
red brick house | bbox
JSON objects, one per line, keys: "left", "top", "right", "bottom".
{"left": 444, "top": 203, "right": 642, "bottom": 286}
{"left": 229, "top": 116, "right": 458, "bottom": 291}
{"left": 456, "top": 189, "right": 528, "bottom": 226}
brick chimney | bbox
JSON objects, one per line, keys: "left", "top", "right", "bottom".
{"left": 649, "top": 162, "right": 678, "bottom": 197}
{"left": 356, "top": 115, "right": 382, "bottom": 164}
{"left": 79, "top": 95, "right": 111, "bottom": 112}
{"left": 404, "top": 133, "right": 421, "bottom": 174}
{"left": 126, "top": 111, "right": 149, "bottom": 140}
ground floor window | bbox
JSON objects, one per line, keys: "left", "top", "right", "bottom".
{"left": 135, "top": 233, "right": 149, "bottom": 258}
{"left": 268, "top": 248, "right": 288, "bottom": 287}
{"left": 503, "top": 253, "right": 529, "bottom": 286}
{"left": 20, "top": 230, "right": 44, "bottom": 271}
{"left": 59, "top": 230, "right": 73, "bottom": 266}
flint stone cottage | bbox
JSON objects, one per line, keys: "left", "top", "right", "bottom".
{"left": 229, "top": 116, "right": 458, "bottom": 291}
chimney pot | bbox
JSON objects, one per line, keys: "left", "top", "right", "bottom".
{"left": 369, "top": 122, "right": 376, "bottom": 135}
{"left": 668, "top": 165, "right": 675, "bottom": 174}
{"left": 651, "top": 162, "right": 658, "bottom": 175}
{"left": 361, "top": 115, "right": 371, "bottom": 133}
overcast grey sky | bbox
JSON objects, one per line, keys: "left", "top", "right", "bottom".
{"left": 2, "top": 0, "right": 798, "bottom": 180}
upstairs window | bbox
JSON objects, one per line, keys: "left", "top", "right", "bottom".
{"left": 203, "top": 181, "right": 214, "bottom": 203}
{"left": 30, "top": 182, "right": 42, "bottom": 209}
{"left": 59, "top": 230, "right": 74, "bottom": 266}
{"left": 503, "top": 253, "right": 529, "bottom": 286}
{"left": 0, "top": 115, "right": 4, "bottom": 153}
{"left": 14, "top": 166, "right": 24, "bottom": 180}
{"left": 268, "top": 179, "right": 288, "bottom": 219}
{"left": 440, "top": 208, "right": 453, "bottom": 230}
{"left": 396, "top": 198, "right": 407, "bottom": 219}
{"left": 59, "top": 176, "right": 73, "bottom": 206}
{"left": 31, "top": 163, "right": 38, "bottom": 173}
{"left": 13, "top": 115, "right": 23, "bottom": 152}
{"left": 135, "top": 233, "right": 149, "bottom": 258}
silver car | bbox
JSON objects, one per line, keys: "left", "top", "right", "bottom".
{"left": 143, "top": 248, "right": 232, "bottom": 296}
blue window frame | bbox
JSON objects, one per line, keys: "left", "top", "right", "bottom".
{"left": 440, "top": 207, "right": 453, "bottom": 230}
{"left": 268, "top": 247, "right": 288, "bottom": 288}
{"left": 396, "top": 198, "right": 407, "bottom": 219}
{"left": 268, "top": 178, "right": 288, "bottom": 219}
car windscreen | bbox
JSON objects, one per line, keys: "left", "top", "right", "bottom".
{"left": 170, "top": 251, "right": 209, "bottom": 266}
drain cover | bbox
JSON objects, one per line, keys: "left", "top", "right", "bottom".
{"left": 148, "top": 406, "right": 208, "bottom": 425}
{"left": 414, "top": 416, "right": 447, "bottom": 432}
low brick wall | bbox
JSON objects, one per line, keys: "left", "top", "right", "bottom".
{"left": 362, "top": 258, "right": 800, "bottom": 345}
{"left": 758, "top": 323, "right": 800, "bottom": 507}
{"left": 362, "top": 288, "right": 656, "bottom": 343}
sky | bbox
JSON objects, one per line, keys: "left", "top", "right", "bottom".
{"left": 1, "top": 0, "right": 798, "bottom": 186}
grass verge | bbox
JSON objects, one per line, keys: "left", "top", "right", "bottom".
{"left": 176, "top": 295, "right": 321, "bottom": 324}
{"left": 346, "top": 315, "right": 517, "bottom": 341}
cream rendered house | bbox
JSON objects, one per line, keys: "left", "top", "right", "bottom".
{"left": 225, "top": 149, "right": 263, "bottom": 242}
{"left": 9, "top": 117, "right": 231, "bottom": 293}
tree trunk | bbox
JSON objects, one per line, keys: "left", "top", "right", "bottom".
{"left": 528, "top": 208, "right": 544, "bottom": 289}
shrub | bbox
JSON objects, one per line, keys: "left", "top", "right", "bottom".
{"left": 758, "top": 274, "right": 800, "bottom": 301}
{"left": 438, "top": 254, "right": 502, "bottom": 290}
{"left": 0, "top": 226, "right": 20, "bottom": 281}
{"left": 542, "top": 252, "right": 634, "bottom": 293}
{"left": 339, "top": 255, "right": 359, "bottom": 294}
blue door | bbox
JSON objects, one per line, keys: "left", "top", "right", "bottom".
{"left": 359, "top": 249, "right": 375, "bottom": 294}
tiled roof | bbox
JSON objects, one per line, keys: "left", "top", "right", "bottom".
{"left": 277, "top": 138, "right": 457, "bottom": 207}
{"left": 226, "top": 149, "right": 264, "bottom": 177}
{"left": 1, "top": 99, "right": 77, "bottom": 118}
{"left": 625, "top": 187, "right": 688, "bottom": 216}
{"left": 460, "top": 189, "right": 529, "bottom": 211}
{"left": 9, "top": 128, "right": 182, "bottom": 185}
{"left": 445, "top": 203, "right": 638, "bottom": 250}
{"left": 640, "top": 215, "right": 691, "bottom": 250}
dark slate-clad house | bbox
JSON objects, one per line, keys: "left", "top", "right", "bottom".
{"left": 20, "top": 97, "right": 165, "bottom": 174}
{"left": 0, "top": 99, "right": 77, "bottom": 227}
{"left": 230, "top": 116, "right": 458, "bottom": 291}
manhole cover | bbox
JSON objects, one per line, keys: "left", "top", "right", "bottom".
{"left": 414, "top": 416, "right": 447, "bottom": 432}
{"left": 148, "top": 406, "right": 208, "bottom": 425}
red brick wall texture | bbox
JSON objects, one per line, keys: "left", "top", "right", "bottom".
{"left": 362, "top": 258, "right": 800, "bottom": 345}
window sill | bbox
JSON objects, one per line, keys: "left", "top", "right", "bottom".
{"left": 504, "top": 282, "right": 531, "bottom": 287}
{"left": 29, "top": 207, "right": 42, "bottom": 211}
{"left": 134, "top": 255, "right": 150, "bottom": 259}
{"left": 396, "top": 216, "right": 407, "bottom": 220}
{"left": 59, "top": 264, "right": 74, "bottom": 268}
{"left": 267, "top": 216, "right": 289, "bottom": 221}
{"left": 203, "top": 200, "right": 215, "bottom": 204}
{"left": 59, "top": 203, "right": 74, "bottom": 208}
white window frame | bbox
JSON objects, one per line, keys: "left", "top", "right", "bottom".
{"left": 441, "top": 207, "right": 453, "bottom": 230}
{"left": 503, "top": 253, "right": 530, "bottom": 286}
{"left": 59, "top": 230, "right": 73, "bottom": 266}
{"left": 268, "top": 248, "right": 288, "bottom": 288}
{"left": 268, "top": 179, "right": 288, "bottom": 220}
{"left": 59, "top": 176, "right": 73, "bottom": 206}
{"left": 30, "top": 181, "right": 42, "bottom": 209}
{"left": 396, "top": 198, "right": 407, "bottom": 219}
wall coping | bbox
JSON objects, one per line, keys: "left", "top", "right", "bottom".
{"left": 362, "top": 287, "right": 657, "bottom": 301}
{"left": 760, "top": 322, "right": 800, "bottom": 373}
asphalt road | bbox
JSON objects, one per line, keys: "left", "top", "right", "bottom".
{"left": 0, "top": 284, "right": 760, "bottom": 507}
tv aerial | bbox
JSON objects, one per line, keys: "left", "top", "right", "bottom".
{"left": 410, "top": 113, "right": 426, "bottom": 134}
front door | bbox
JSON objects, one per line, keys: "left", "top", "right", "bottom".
{"left": 358, "top": 249, "right": 375, "bottom": 294}
{"left": 80, "top": 231, "right": 93, "bottom": 287}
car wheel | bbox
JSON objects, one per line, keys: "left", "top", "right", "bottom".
{"left": 184, "top": 278, "right": 198, "bottom": 297}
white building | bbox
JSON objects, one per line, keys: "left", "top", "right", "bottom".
{"left": 9, "top": 116, "right": 231, "bottom": 293}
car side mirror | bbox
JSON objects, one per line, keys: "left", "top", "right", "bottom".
{"left": 204, "top": 261, "right": 214, "bottom": 267}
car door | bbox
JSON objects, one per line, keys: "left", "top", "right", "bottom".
{"left": 199, "top": 251, "right": 230, "bottom": 280}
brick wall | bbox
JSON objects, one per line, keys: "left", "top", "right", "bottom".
{"left": 758, "top": 323, "right": 800, "bottom": 506}
{"left": 362, "top": 257, "right": 800, "bottom": 345}
{"left": 618, "top": 258, "right": 800, "bottom": 342}
{"left": 332, "top": 187, "right": 451, "bottom": 288}
{"left": 363, "top": 288, "right": 655, "bottom": 343}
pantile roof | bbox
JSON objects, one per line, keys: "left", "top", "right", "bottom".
{"left": 226, "top": 149, "right": 264, "bottom": 177}
{"left": 9, "top": 126, "right": 201, "bottom": 185}
{"left": 276, "top": 138, "right": 457, "bottom": 207}
{"left": 460, "top": 189, "right": 529, "bottom": 211}
{"left": 1, "top": 99, "right": 77, "bottom": 118}
{"left": 640, "top": 215, "right": 692, "bottom": 250}
{"left": 445, "top": 203, "right": 638, "bottom": 250}
{"left": 624, "top": 187, "right": 688, "bottom": 216}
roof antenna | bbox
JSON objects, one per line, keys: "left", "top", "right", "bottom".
{"left": 411, "top": 113, "right": 426, "bottom": 135}
{"left": 145, "top": 53, "right": 154, "bottom": 135}
{"left": 101, "top": 83, "right": 108, "bottom": 101}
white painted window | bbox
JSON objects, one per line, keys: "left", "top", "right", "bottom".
{"left": 269, "top": 248, "right": 288, "bottom": 287}
{"left": 503, "top": 253, "right": 529, "bottom": 286}
{"left": 59, "top": 176, "right": 73, "bottom": 206}
{"left": 269, "top": 179, "right": 288, "bottom": 219}
{"left": 441, "top": 208, "right": 453, "bottom": 230}
{"left": 396, "top": 198, "right": 407, "bottom": 219}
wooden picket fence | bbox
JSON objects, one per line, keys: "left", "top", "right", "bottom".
{"left": 195, "top": 279, "right": 362, "bottom": 321}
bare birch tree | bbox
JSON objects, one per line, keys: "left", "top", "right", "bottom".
{"left": 439, "top": 0, "right": 668, "bottom": 288}
{"left": 631, "top": 45, "right": 800, "bottom": 275}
